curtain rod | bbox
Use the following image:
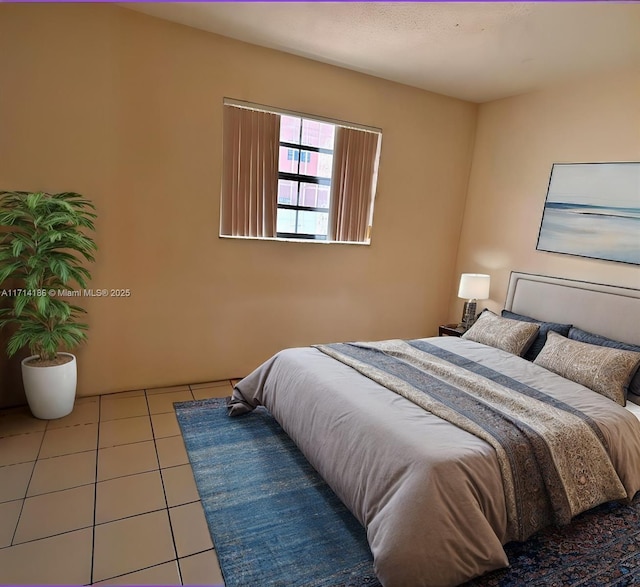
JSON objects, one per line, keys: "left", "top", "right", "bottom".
{"left": 223, "top": 98, "right": 382, "bottom": 134}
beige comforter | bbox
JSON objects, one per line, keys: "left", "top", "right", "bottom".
{"left": 229, "top": 337, "right": 640, "bottom": 587}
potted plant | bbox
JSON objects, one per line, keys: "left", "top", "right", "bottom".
{"left": 0, "top": 191, "right": 97, "bottom": 419}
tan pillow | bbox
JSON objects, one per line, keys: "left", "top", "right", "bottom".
{"left": 534, "top": 331, "right": 640, "bottom": 406}
{"left": 462, "top": 310, "right": 539, "bottom": 356}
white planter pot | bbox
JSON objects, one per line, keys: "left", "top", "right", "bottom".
{"left": 21, "top": 353, "right": 77, "bottom": 420}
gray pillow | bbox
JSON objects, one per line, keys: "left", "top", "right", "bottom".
{"left": 462, "top": 310, "right": 539, "bottom": 356}
{"left": 569, "top": 327, "right": 640, "bottom": 404}
{"left": 501, "top": 310, "right": 571, "bottom": 361}
{"left": 535, "top": 331, "right": 640, "bottom": 406}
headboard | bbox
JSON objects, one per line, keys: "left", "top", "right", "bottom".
{"left": 504, "top": 272, "right": 640, "bottom": 346}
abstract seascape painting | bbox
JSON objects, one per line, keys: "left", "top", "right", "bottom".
{"left": 537, "top": 162, "right": 640, "bottom": 265}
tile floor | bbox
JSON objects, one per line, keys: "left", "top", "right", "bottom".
{"left": 0, "top": 380, "right": 238, "bottom": 585}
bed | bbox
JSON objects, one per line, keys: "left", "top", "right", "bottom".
{"left": 229, "top": 272, "right": 640, "bottom": 587}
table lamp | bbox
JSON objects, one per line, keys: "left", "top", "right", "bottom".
{"left": 458, "top": 273, "right": 490, "bottom": 329}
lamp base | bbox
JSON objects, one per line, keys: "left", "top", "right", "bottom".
{"left": 460, "top": 300, "right": 477, "bottom": 330}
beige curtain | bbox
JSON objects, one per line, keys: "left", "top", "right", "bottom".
{"left": 329, "top": 127, "right": 380, "bottom": 242}
{"left": 221, "top": 106, "right": 280, "bottom": 237}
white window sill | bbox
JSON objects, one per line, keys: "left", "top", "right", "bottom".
{"left": 219, "top": 234, "right": 371, "bottom": 246}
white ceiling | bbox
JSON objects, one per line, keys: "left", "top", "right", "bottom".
{"left": 123, "top": 2, "right": 640, "bottom": 103}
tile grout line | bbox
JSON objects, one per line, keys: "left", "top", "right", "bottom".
{"left": 90, "top": 558, "right": 188, "bottom": 586}
{"left": 6, "top": 522, "right": 95, "bottom": 549}
{"left": 6, "top": 445, "right": 95, "bottom": 463}
{"left": 9, "top": 416, "right": 48, "bottom": 546}
{"left": 91, "top": 501, "right": 196, "bottom": 528}
{"left": 152, "top": 393, "right": 186, "bottom": 586}
{"left": 20, "top": 480, "right": 96, "bottom": 500}
{"left": 160, "top": 396, "right": 194, "bottom": 585}
{"left": 146, "top": 389, "right": 192, "bottom": 396}
{"left": 89, "top": 397, "right": 101, "bottom": 585}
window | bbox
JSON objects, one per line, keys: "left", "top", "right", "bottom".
{"left": 220, "top": 100, "right": 381, "bottom": 244}
{"left": 277, "top": 116, "right": 335, "bottom": 240}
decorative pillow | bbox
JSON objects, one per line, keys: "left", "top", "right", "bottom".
{"left": 501, "top": 310, "right": 571, "bottom": 361}
{"left": 568, "top": 327, "right": 640, "bottom": 404}
{"left": 462, "top": 310, "right": 540, "bottom": 356}
{"left": 534, "top": 331, "right": 640, "bottom": 406}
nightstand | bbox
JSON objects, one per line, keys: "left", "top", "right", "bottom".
{"left": 438, "top": 324, "right": 467, "bottom": 337}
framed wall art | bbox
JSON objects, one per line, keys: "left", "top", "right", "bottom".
{"left": 536, "top": 162, "right": 640, "bottom": 265}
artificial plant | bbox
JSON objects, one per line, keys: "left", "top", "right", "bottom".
{"left": 0, "top": 191, "right": 97, "bottom": 363}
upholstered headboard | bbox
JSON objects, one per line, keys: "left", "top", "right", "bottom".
{"left": 504, "top": 272, "right": 640, "bottom": 346}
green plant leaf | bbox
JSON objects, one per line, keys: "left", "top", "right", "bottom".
{"left": 13, "top": 292, "right": 31, "bottom": 317}
{"left": 0, "top": 190, "right": 97, "bottom": 357}
{"left": 0, "top": 261, "right": 23, "bottom": 285}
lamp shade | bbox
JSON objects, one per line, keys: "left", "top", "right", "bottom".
{"left": 458, "top": 273, "right": 490, "bottom": 300}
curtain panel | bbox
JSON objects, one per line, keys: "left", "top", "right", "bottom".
{"left": 329, "top": 127, "right": 380, "bottom": 242}
{"left": 220, "top": 106, "right": 280, "bottom": 238}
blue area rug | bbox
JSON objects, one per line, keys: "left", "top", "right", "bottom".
{"left": 174, "top": 398, "right": 379, "bottom": 587}
{"left": 175, "top": 398, "right": 640, "bottom": 587}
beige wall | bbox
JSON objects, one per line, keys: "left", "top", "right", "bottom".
{"left": 450, "top": 69, "right": 640, "bottom": 322}
{"left": 0, "top": 5, "right": 477, "bottom": 405}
